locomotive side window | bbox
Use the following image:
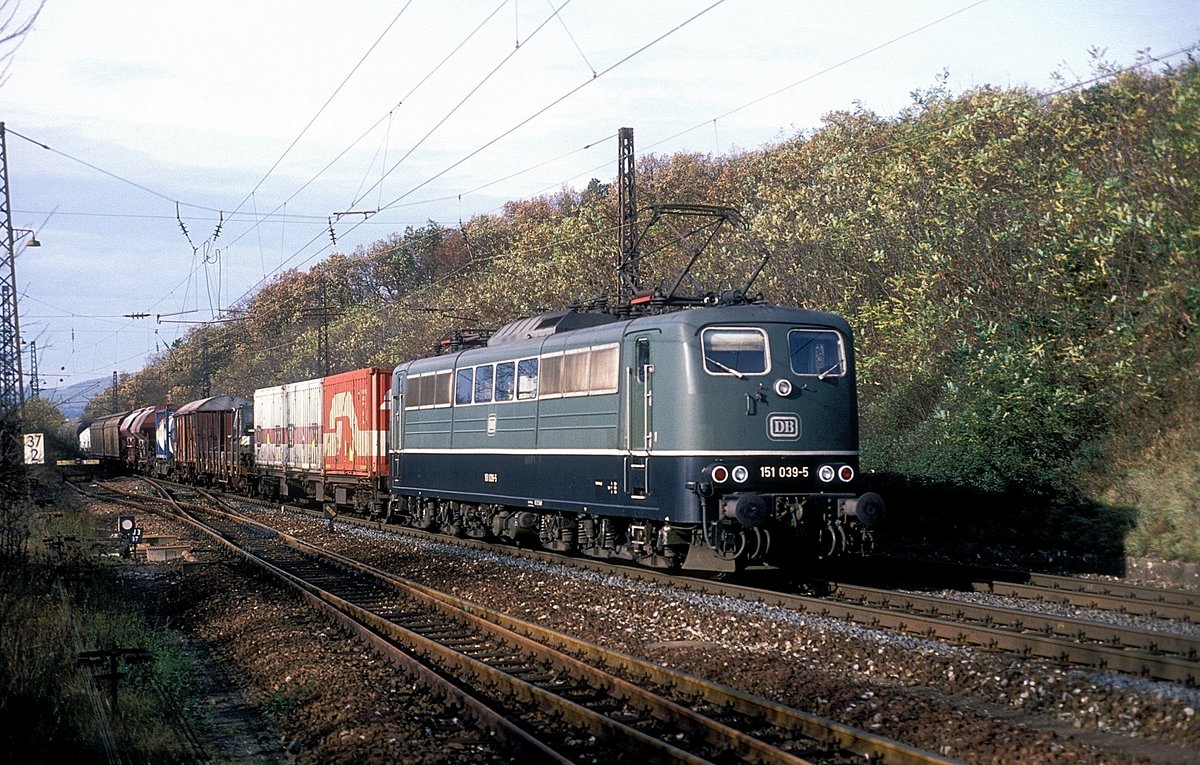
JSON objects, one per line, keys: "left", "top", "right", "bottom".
{"left": 455, "top": 368, "right": 473, "bottom": 405}
{"left": 701, "top": 327, "right": 769, "bottom": 375}
{"left": 434, "top": 371, "right": 453, "bottom": 406}
{"left": 590, "top": 344, "right": 620, "bottom": 393}
{"left": 474, "top": 364, "right": 494, "bottom": 403}
{"left": 788, "top": 329, "right": 845, "bottom": 377}
{"left": 540, "top": 353, "right": 563, "bottom": 397}
{"left": 517, "top": 358, "right": 539, "bottom": 400}
{"left": 495, "top": 361, "right": 515, "bottom": 401}
{"left": 537, "top": 345, "right": 620, "bottom": 399}
{"left": 561, "top": 348, "right": 591, "bottom": 397}
{"left": 406, "top": 375, "right": 426, "bottom": 408}
{"left": 406, "top": 373, "right": 446, "bottom": 409}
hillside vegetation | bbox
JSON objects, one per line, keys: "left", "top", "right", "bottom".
{"left": 88, "top": 60, "right": 1200, "bottom": 567}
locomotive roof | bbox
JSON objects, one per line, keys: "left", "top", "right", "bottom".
{"left": 398, "top": 303, "right": 853, "bottom": 374}
{"left": 649, "top": 302, "right": 851, "bottom": 330}
{"left": 487, "top": 309, "right": 623, "bottom": 347}
{"left": 486, "top": 303, "right": 847, "bottom": 347}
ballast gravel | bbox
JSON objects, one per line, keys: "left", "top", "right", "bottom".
{"left": 86, "top": 490, "right": 1199, "bottom": 764}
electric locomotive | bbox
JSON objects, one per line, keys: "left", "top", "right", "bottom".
{"left": 386, "top": 295, "right": 883, "bottom": 572}
{"left": 77, "top": 195, "right": 882, "bottom": 573}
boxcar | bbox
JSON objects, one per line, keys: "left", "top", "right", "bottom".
{"left": 85, "top": 410, "right": 133, "bottom": 465}
{"left": 171, "top": 395, "right": 253, "bottom": 489}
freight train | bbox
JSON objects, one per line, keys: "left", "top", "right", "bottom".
{"left": 82, "top": 296, "right": 884, "bottom": 573}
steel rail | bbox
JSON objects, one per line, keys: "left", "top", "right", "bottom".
{"left": 700, "top": 580, "right": 1199, "bottom": 686}
{"left": 107, "top": 480, "right": 576, "bottom": 765}
{"left": 826, "top": 582, "right": 1200, "bottom": 658}
{"left": 862, "top": 555, "right": 1200, "bottom": 621}
{"left": 973, "top": 577, "right": 1200, "bottom": 622}
{"left": 185, "top": 486, "right": 963, "bottom": 765}
{"left": 163, "top": 484, "right": 1200, "bottom": 685}
{"left": 172, "top": 496, "right": 812, "bottom": 764}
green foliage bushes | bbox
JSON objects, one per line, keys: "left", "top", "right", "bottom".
{"left": 1, "top": 505, "right": 212, "bottom": 762}
{"left": 90, "top": 60, "right": 1200, "bottom": 564}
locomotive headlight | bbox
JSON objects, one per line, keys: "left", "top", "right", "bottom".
{"left": 710, "top": 465, "right": 730, "bottom": 483}
{"left": 838, "top": 465, "right": 855, "bottom": 482}
{"left": 818, "top": 464, "right": 836, "bottom": 483}
{"left": 731, "top": 465, "right": 749, "bottom": 483}
{"left": 773, "top": 378, "right": 793, "bottom": 397}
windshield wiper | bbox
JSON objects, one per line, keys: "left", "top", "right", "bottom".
{"left": 817, "top": 360, "right": 843, "bottom": 380}
{"left": 707, "top": 358, "right": 746, "bottom": 379}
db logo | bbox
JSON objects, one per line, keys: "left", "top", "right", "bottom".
{"left": 767, "top": 413, "right": 801, "bottom": 441}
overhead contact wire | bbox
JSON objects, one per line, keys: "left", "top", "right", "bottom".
{"left": 346, "top": 0, "right": 577, "bottom": 213}
{"left": 376, "top": 0, "right": 730, "bottom": 212}
{"left": 224, "top": 2, "right": 417, "bottom": 223}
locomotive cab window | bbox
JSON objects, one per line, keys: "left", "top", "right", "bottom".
{"left": 701, "top": 327, "right": 769, "bottom": 376}
{"left": 789, "top": 329, "right": 846, "bottom": 378}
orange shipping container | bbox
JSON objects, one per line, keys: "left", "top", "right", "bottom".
{"left": 321, "top": 368, "right": 390, "bottom": 478}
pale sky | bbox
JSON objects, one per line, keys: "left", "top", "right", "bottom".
{"left": 2, "top": 0, "right": 1196, "bottom": 408}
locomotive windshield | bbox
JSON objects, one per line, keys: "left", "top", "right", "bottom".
{"left": 701, "top": 327, "right": 769, "bottom": 376}
{"left": 789, "top": 329, "right": 846, "bottom": 377}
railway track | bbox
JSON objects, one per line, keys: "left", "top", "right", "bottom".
{"left": 92, "top": 478, "right": 963, "bottom": 765}
{"left": 837, "top": 555, "right": 1200, "bottom": 623}
{"left": 241, "top": 493, "right": 1199, "bottom": 686}
{"left": 799, "top": 580, "right": 1199, "bottom": 684}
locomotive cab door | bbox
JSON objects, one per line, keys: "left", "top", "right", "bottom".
{"left": 389, "top": 371, "right": 406, "bottom": 485}
{"left": 625, "top": 335, "right": 654, "bottom": 498}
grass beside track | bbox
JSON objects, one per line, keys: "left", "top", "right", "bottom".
{"left": 0, "top": 482, "right": 244, "bottom": 764}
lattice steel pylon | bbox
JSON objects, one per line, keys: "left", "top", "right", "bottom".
{"left": 616, "top": 127, "right": 639, "bottom": 302}
{"left": 28, "top": 340, "right": 38, "bottom": 399}
{"left": 0, "top": 122, "right": 26, "bottom": 422}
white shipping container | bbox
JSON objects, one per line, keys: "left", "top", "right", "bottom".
{"left": 253, "top": 384, "right": 289, "bottom": 470}
{"left": 254, "top": 377, "right": 325, "bottom": 471}
{"left": 286, "top": 377, "right": 324, "bottom": 471}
